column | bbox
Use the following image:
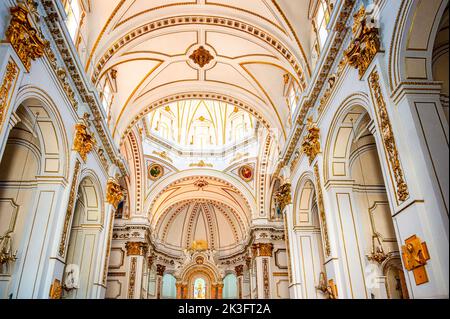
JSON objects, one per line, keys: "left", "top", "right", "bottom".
{"left": 235, "top": 265, "right": 244, "bottom": 299}
{"left": 217, "top": 283, "right": 224, "bottom": 299}
{"left": 369, "top": 68, "right": 449, "bottom": 298}
{"left": 125, "top": 242, "right": 148, "bottom": 299}
{"left": 252, "top": 243, "right": 274, "bottom": 299}
{"left": 155, "top": 264, "right": 166, "bottom": 299}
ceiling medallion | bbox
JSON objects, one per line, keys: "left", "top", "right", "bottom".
{"left": 189, "top": 46, "right": 214, "bottom": 68}
{"left": 239, "top": 165, "right": 254, "bottom": 182}
{"left": 148, "top": 163, "right": 164, "bottom": 181}
{"left": 194, "top": 179, "right": 209, "bottom": 189}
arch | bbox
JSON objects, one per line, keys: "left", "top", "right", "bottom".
{"left": 63, "top": 174, "right": 104, "bottom": 299}
{"left": 323, "top": 93, "right": 373, "bottom": 182}
{"left": 389, "top": 0, "right": 448, "bottom": 91}
{"left": 117, "top": 92, "right": 274, "bottom": 145}
{"left": 12, "top": 85, "right": 69, "bottom": 179}
{"left": 223, "top": 273, "right": 238, "bottom": 299}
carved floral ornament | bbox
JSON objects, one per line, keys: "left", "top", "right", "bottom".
{"left": 368, "top": 71, "right": 409, "bottom": 203}
{"left": 73, "top": 123, "right": 96, "bottom": 161}
{"left": 189, "top": 46, "right": 214, "bottom": 68}
{"left": 106, "top": 178, "right": 124, "bottom": 209}
{"left": 344, "top": 5, "right": 381, "bottom": 79}
{"left": 301, "top": 117, "right": 321, "bottom": 165}
{"left": 0, "top": 60, "right": 19, "bottom": 131}
{"left": 5, "top": 4, "right": 48, "bottom": 72}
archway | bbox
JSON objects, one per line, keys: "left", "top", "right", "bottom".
{"left": 161, "top": 274, "right": 177, "bottom": 299}
{"left": 292, "top": 176, "right": 327, "bottom": 299}
{"left": 325, "top": 104, "right": 407, "bottom": 299}
{"left": 63, "top": 175, "right": 104, "bottom": 299}
{"left": 0, "top": 95, "right": 67, "bottom": 298}
{"left": 223, "top": 273, "right": 238, "bottom": 299}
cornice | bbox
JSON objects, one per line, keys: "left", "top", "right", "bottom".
{"left": 278, "top": 0, "right": 357, "bottom": 175}
{"left": 40, "top": 0, "right": 127, "bottom": 176}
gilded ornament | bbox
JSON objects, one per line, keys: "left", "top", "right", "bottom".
{"left": 314, "top": 164, "right": 331, "bottom": 257}
{"left": 125, "top": 241, "right": 148, "bottom": 256}
{"left": 5, "top": 4, "right": 48, "bottom": 72}
{"left": 344, "top": 5, "right": 381, "bottom": 78}
{"left": 49, "top": 279, "right": 62, "bottom": 299}
{"left": 189, "top": 160, "right": 213, "bottom": 168}
{"left": 189, "top": 46, "right": 214, "bottom": 68}
{"left": 274, "top": 183, "right": 292, "bottom": 212}
{"left": 253, "top": 243, "right": 273, "bottom": 257}
{"left": 106, "top": 178, "right": 124, "bottom": 208}
{"left": 73, "top": 123, "right": 96, "bottom": 161}
{"left": 369, "top": 71, "right": 409, "bottom": 202}
{"left": 301, "top": 117, "right": 321, "bottom": 164}
{"left": 0, "top": 60, "right": 19, "bottom": 131}
{"left": 401, "top": 235, "right": 430, "bottom": 285}
{"left": 58, "top": 160, "right": 81, "bottom": 257}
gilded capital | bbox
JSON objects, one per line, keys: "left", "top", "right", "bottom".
{"left": 5, "top": 4, "right": 48, "bottom": 72}
{"left": 301, "top": 117, "right": 321, "bottom": 164}
{"left": 73, "top": 123, "right": 96, "bottom": 161}
{"left": 252, "top": 243, "right": 274, "bottom": 257}
{"left": 106, "top": 178, "right": 124, "bottom": 208}
{"left": 125, "top": 241, "right": 148, "bottom": 256}
{"left": 156, "top": 264, "right": 166, "bottom": 276}
{"left": 235, "top": 265, "right": 244, "bottom": 277}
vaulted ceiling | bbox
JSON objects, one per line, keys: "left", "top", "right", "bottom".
{"left": 148, "top": 175, "right": 252, "bottom": 256}
{"left": 83, "top": 0, "right": 314, "bottom": 147}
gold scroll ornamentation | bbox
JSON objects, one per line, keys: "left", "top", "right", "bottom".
{"left": 49, "top": 279, "right": 62, "bottom": 299}
{"left": 301, "top": 117, "right": 321, "bottom": 164}
{"left": 275, "top": 183, "right": 292, "bottom": 212}
{"left": 401, "top": 235, "right": 430, "bottom": 285}
{"left": 189, "top": 160, "right": 213, "bottom": 168}
{"left": 106, "top": 178, "right": 124, "bottom": 209}
{"left": 5, "top": 4, "right": 48, "bottom": 72}
{"left": 344, "top": 5, "right": 381, "bottom": 79}
{"left": 0, "top": 60, "right": 19, "bottom": 131}
{"left": 73, "top": 123, "right": 96, "bottom": 161}
{"left": 58, "top": 160, "right": 81, "bottom": 257}
{"left": 369, "top": 70, "right": 409, "bottom": 203}
{"left": 314, "top": 164, "right": 331, "bottom": 257}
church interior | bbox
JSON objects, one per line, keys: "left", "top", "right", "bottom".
{"left": 0, "top": 0, "right": 448, "bottom": 300}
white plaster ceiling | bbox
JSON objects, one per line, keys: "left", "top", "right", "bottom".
{"left": 83, "top": 0, "right": 313, "bottom": 147}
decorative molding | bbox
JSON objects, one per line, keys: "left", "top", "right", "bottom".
{"left": 314, "top": 164, "right": 331, "bottom": 257}
{"left": 263, "top": 258, "right": 270, "bottom": 299}
{"left": 301, "top": 117, "right": 321, "bottom": 164}
{"left": 58, "top": 160, "right": 81, "bottom": 257}
{"left": 344, "top": 5, "right": 381, "bottom": 79}
{"left": 106, "top": 178, "right": 124, "bottom": 208}
{"left": 73, "top": 123, "right": 96, "bottom": 161}
{"left": 279, "top": 0, "right": 356, "bottom": 174}
{"left": 368, "top": 70, "right": 409, "bottom": 203}
{"left": 0, "top": 59, "right": 19, "bottom": 131}
{"left": 127, "top": 257, "right": 137, "bottom": 299}
{"left": 152, "top": 150, "right": 173, "bottom": 163}
{"left": 5, "top": 4, "right": 48, "bottom": 72}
